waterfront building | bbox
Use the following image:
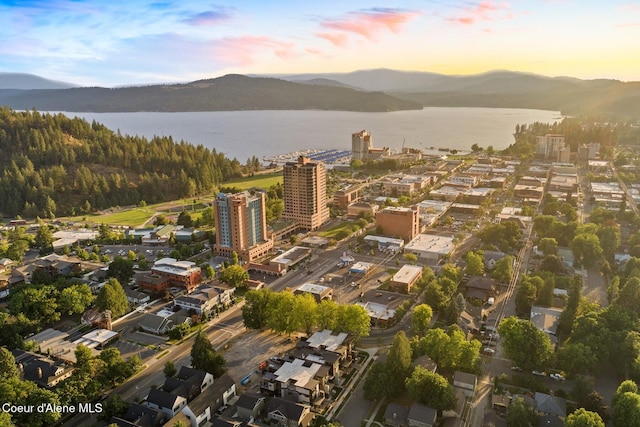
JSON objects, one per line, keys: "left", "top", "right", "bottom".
{"left": 282, "top": 156, "right": 330, "bottom": 231}
{"left": 214, "top": 191, "right": 273, "bottom": 262}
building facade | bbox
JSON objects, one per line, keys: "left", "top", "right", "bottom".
{"left": 375, "top": 207, "right": 420, "bottom": 243}
{"left": 282, "top": 156, "right": 330, "bottom": 231}
{"left": 214, "top": 191, "right": 273, "bottom": 262}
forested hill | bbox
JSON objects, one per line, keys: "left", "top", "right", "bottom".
{"left": 0, "top": 74, "right": 422, "bottom": 113}
{"left": 0, "top": 108, "right": 256, "bottom": 217}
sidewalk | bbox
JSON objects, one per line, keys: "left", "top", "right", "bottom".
{"left": 327, "top": 347, "right": 379, "bottom": 421}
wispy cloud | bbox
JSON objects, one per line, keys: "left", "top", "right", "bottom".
{"left": 212, "top": 36, "right": 296, "bottom": 66}
{"left": 447, "top": 1, "right": 512, "bottom": 25}
{"left": 317, "top": 8, "right": 420, "bottom": 45}
{"left": 182, "top": 7, "right": 235, "bottom": 26}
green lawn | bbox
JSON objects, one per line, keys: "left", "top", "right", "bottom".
{"left": 88, "top": 208, "right": 156, "bottom": 227}
{"left": 319, "top": 222, "right": 359, "bottom": 239}
{"left": 222, "top": 173, "right": 282, "bottom": 191}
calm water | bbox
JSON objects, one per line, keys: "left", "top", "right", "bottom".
{"left": 63, "top": 108, "right": 562, "bottom": 161}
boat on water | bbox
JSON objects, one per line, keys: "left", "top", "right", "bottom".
{"left": 264, "top": 149, "right": 351, "bottom": 165}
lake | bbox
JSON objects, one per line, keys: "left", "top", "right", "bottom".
{"left": 62, "top": 107, "right": 562, "bottom": 161}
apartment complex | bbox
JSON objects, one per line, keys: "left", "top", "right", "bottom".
{"left": 535, "top": 134, "right": 568, "bottom": 161}
{"left": 214, "top": 191, "right": 273, "bottom": 262}
{"left": 282, "top": 156, "right": 330, "bottom": 231}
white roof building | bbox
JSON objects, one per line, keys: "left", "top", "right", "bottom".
{"left": 404, "top": 234, "right": 455, "bottom": 261}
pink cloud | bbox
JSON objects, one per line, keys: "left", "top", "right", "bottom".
{"left": 317, "top": 8, "right": 420, "bottom": 45}
{"left": 316, "top": 32, "right": 349, "bottom": 47}
{"left": 447, "top": 1, "right": 512, "bottom": 25}
{"left": 212, "top": 36, "right": 296, "bottom": 66}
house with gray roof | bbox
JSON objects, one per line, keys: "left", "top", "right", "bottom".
{"left": 407, "top": 403, "right": 437, "bottom": 427}
{"left": 145, "top": 388, "right": 187, "bottom": 418}
{"left": 236, "top": 392, "right": 267, "bottom": 421}
{"left": 384, "top": 403, "right": 409, "bottom": 427}
{"left": 534, "top": 392, "right": 566, "bottom": 418}
{"left": 110, "top": 402, "right": 166, "bottom": 427}
{"left": 265, "top": 397, "right": 314, "bottom": 427}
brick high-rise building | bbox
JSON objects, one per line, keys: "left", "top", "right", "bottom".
{"left": 214, "top": 191, "right": 273, "bottom": 262}
{"left": 282, "top": 156, "right": 330, "bottom": 231}
{"left": 375, "top": 206, "right": 420, "bottom": 243}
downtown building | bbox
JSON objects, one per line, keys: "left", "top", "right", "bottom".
{"left": 282, "top": 156, "right": 330, "bottom": 231}
{"left": 214, "top": 191, "right": 274, "bottom": 262}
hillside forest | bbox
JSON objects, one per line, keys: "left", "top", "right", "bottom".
{"left": 0, "top": 108, "right": 260, "bottom": 217}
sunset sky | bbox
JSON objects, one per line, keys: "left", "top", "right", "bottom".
{"left": 1, "top": 0, "right": 639, "bottom": 87}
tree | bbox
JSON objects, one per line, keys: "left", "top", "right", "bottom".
{"left": 411, "top": 304, "right": 433, "bottom": 336}
{"left": 293, "top": 293, "right": 317, "bottom": 335}
{"left": 565, "top": 408, "right": 604, "bottom": 427}
{"left": 317, "top": 299, "right": 339, "bottom": 331}
{"left": 100, "top": 394, "right": 130, "bottom": 422}
{"left": 403, "top": 253, "right": 418, "bottom": 263}
{"left": 498, "top": 316, "right": 552, "bottom": 370}
{"left": 615, "top": 277, "right": 640, "bottom": 316}
{"left": 571, "top": 233, "right": 603, "bottom": 268}
{"left": 464, "top": 251, "right": 485, "bottom": 276}
{"left": 335, "top": 304, "right": 370, "bottom": 339}
{"left": 363, "top": 362, "right": 389, "bottom": 401}
{"left": 386, "top": 331, "right": 413, "bottom": 397}
{"left": 34, "top": 221, "right": 53, "bottom": 249}
{"left": 612, "top": 391, "right": 640, "bottom": 427}
{"left": 557, "top": 342, "right": 598, "bottom": 376}
{"left": 0, "top": 347, "right": 19, "bottom": 380}
{"left": 219, "top": 264, "right": 249, "bottom": 288}
{"left": 95, "top": 278, "right": 129, "bottom": 318}
{"left": 164, "top": 361, "right": 177, "bottom": 377}
{"left": 405, "top": 367, "right": 456, "bottom": 410}
{"left": 492, "top": 255, "right": 514, "bottom": 283}
{"left": 267, "top": 292, "right": 298, "bottom": 335}
{"left": 515, "top": 278, "right": 537, "bottom": 316}
{"left": 191, "top": 331, "right": 226, "bottom": 378}
{"left": 242, "top": 289, "right": 274, "bottom": 330}
{"left": 108, "top": 256, "right": 135, "bottom": 284}
{"left": 177, "top": 211, "right": 193, "bottom": 227}
{"left": 506, "top": 397, "right": 537, "bottom": 427}
{"left": 58, "top": 283, "right": 95, "bottom": 315}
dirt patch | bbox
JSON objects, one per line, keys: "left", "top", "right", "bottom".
{"left": 220, "top": 329, "right": 301, "bottom": 391}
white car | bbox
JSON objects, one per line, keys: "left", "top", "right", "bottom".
{"left": 550, "top": 373, "right": 566, "bottom": 381}
{"left": 482, "top": 347, "right": 495, "bottom": 355}
{"left": 532, "top": 370, "right": 547, "bottom": 377}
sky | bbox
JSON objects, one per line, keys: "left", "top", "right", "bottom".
{"left": 1, "top": 0, "right": 640, "bottom": 87}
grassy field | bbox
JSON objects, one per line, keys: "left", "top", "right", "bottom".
{"left": 319, "top": 222, "right": 359, "bottom": 239}
{"left": 222, "top": 172, "right": 282, "bottom": 191}
{"left": 87, "top": 208, "right": 156, "bottom": 227}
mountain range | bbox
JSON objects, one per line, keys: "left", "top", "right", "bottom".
{"left": 2, "top": 69, "right": 640, "bottom": 117}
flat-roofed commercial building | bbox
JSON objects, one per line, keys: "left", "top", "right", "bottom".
{"left": 140, "top": 257, "right": 201, "bottom": 293}
{"left": 404, "top": 234, "right": 455, "bottom": 262}
{"left": 390, "top": 264, "right": 423, "bottom": 293}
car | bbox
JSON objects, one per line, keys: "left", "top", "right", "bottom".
{"left": 510, "top": 366, "right": 523, "bottom": 372}
{"left": 482, "top": 340, "right": 497, "bottom": 347}
{"left": 216, "top": 405, "right": 228, "bottom": 415}
{"left": 375, "top": 292, "right": 382, "bottom": 297}
{"left": 532, "top": 370, "right": 547, "bottom": 377}
{"left": 482, "top": 347, "right": 495, "bottom": 355}
{"left": 550, "top": 373, "right": 566, "bottom": 381}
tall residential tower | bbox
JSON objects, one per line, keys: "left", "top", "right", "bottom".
{"left": 213, "top": 191, "right": 273, "bottom": 262}
{"left": 282, "top": 156, "right": 330, "bottom": 231}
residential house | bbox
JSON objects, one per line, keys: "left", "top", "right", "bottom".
{"left": 483, "top": 251, "right": 506, "bottom": 270}
{"left": 145, "top": 388, "right": 187, "bottom": 419}
{"left": 173, "top": 285, "right": 235, "bottom": 315}
{"left": 534, "top": 392, "right": 567, "bottom": 419}
{"left": 464, "top": 276, "right": 497, "bottom": 304}
{"left": 261, "top": 358, "right": 323, "bottom": 406}
{"left": 384, "top": 403, "right": 409, "bottom": 427}
{"left": 265, "top": 397, "right": 314, "bottom": 427}
{"left": 530, "top": 306, "right": 563, "bottom": 347}
{"left": 236, "top": 393, "right": 267, "bottom": 422}
{"left": 110, "top": 402, "right": 167, "bottom": 427}
{"left": 407, "top": 403, "right": 437, "bottom": 427}
{"left": 412, "top": 355, "right": 437, "bottom": 373}
{"left": 453, "top": 371, "right": 477, "bottom": 398}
